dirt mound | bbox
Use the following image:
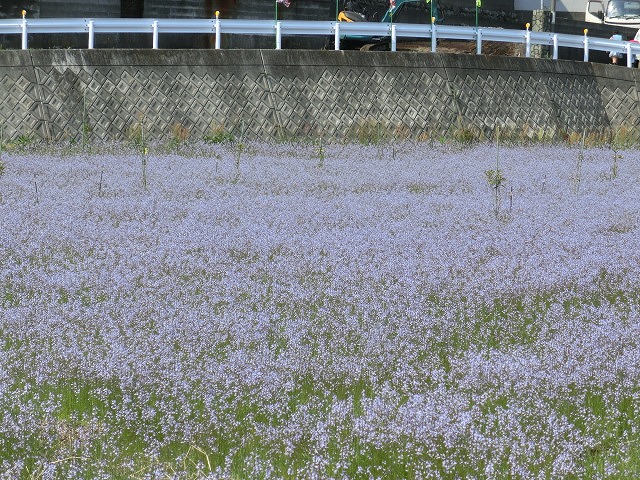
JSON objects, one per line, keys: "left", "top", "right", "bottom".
{"left": 393, "top": 40, "right": 523, "bottom": 56}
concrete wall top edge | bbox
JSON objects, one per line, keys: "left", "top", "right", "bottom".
{"left": 440, "top": 53, "right": 592, "bottom": 75}
{"left": 590, "top": 61, "right": 640, "bottom": 82}
{"left": 10, "top": 49, "right": 450, "bottom": 70}
{"left": 260, "top": 50, "right": 447, "bottom": 69}
{"left": 0, "top": 50, "right": 36, "bottom": 68}
{"left": 23, "top": 49, "right": 267, "bottom": 68}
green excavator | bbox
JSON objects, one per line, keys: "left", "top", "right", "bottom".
{"left": 334, "top": 0, "right": 445, "bottom": 50}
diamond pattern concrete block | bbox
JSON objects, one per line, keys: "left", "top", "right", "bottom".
{"left": 2, "top": 51, "right": 640, "bottom": 142}
{"left": 601, "top": 85, "right": 637, "bottom": 132}
{"left": 545, "top": 75, "right": 607, "bottom": 132}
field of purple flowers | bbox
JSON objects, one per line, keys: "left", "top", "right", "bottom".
{"left": 1, "top": 141, "right": 639, "bottom": 478}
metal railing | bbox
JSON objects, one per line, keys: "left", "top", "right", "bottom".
{"left": 1, "top": 16, "right": 640, "bottom": 67}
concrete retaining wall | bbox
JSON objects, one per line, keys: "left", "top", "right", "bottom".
{"left": 1, "top": 49, "right": 639, "bottom": 143}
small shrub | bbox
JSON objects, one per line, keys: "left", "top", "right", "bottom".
{"left": 566, "top": 129, "right": 608, "bottom": 147}
{"left": 172, "top": 123, "right": 190, "bottom": 143}
{"left": 453, "top": 126, "right": 479, "bottom": 145}
{"left": 12, "top": 134, "right": 34, "bottom": 149}
{"left": 391, "top": 124, "right": 411, "bottom": 140}
{"left": 535, "top": 127, "right": 555, "bottom": 144}
{"left": 82, "top": 122, "right": 92, "bottom": 139}
{"left": 572, "top": 131, "right": 586, "bottom": 194}
{"left": 611, "top": 126, "right": 638, "bottom": 148}
{"left": 128, "top": 113, "right": 148, "bottom": 149}
{"left": 566, "top": 131, "right": 583, "bottom": 145}
{"left": 349, "top": 119, "right": 387, "bottom": 145}
{"left": 314, "top": 139, "right": 325, "bottom": 168}
{"left": 585, "top": 130, "right": 608, "bottom": 147}
{"left": 485, "top": 169, "right": 505, "bottom": 190}
{"left": 417, "top": 130, "right": 434, "bottom": 142}
{"left": 204, "top": 124, "right": 234, "bottom": 144}
{"left": 128, "top": 124, "right": 144, "bottom": 148}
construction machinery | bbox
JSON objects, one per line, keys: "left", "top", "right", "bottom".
{"left": 333, "top": 0, "right": 444, "bottom": 50}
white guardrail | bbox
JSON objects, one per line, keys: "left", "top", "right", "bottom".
{"left": 1, "top": 16, "right": 640, "bottom": 67}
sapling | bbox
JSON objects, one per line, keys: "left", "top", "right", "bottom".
{"left": 235, "top": 141, "right": 244, "bottom": 171}
{"left": 0, "top": 125, "right": 4, "bottom": 181}
{"left": 34, "top": 173, "right": 39, "bottom": 204}
{"left": 233, "top": 122, "right": 245, "bottom": 184}
{"left": 485, "top": 127, "right": 506, "bottom": 218}
{"left": 82, "top": 90, "right": 89, "bottom": 151}
{"left": 315, "top": 138, "right": 325, "bottom": 168}
{"left": 98, "top": 168, "right": 104, "bottom": 197}
{"left": 140, "top": 120, "right": 149, "bottom": 191}
{"left": 573, "top": 130, "right": 585, "bottom": 194}
{"left": 485, "top": 167, "right": 505, "bottom": 217}
{"left": 142, "top": 146, "right": 149, "bottom": 191}
{"left": 611, "top": 153, "right": 620, "bottom": 179}
{"left": 610, "top": 138, "right": 622, "bottom": 180}
{"left": 376, "top": 122, "right": 385, "bottom": 160}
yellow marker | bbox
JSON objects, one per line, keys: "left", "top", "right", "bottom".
{"left": 525, "top": 22, "right": 530, "bottom": 30}
{"left": 584, "top": 28, "right": 588, "bottom": 35}
{"left": 21, "top": 10, "right": 26, "bottom": 18}
{"left": 432, "top": 16, "right": 435, "bottom": 24}
{"left": 215, "top": 10, "right": 220, "bottom": 19}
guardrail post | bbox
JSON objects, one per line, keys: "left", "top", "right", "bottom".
{"left": 152, "top": 20, "right": 159, "bottom": 49}
{"left": 476, "top": 29, "right": 482, "bottom": 55}
{"left": 276, "top": 21, "right": 282, "bottom": 49}
{"left": 431, "top": 17, "right": 436, "bottom": 52}
{"left": 215, "top": 11, "right": 221, "bottom": 49}
{"left": 626, "top": 43, "right": 632, "bottom": 67}
{"left": 552, "top": 34, "right": 558, "bottom": 59}
{"left": 583, "top": 29, "right": 589, "bottom": 62}
{"left": 21, "top": 10, "right": 28, "bottom": 50}
{"left": 88, "top": 20, "right": 95, "bottom": 49}
{"left": 525, "top": 23, "right": 530, "bottom": 57}
{"left": 391, "top": 24, "right": 396, "bottom": 51}
{"left": 334, "top": 22, "right": 340, "bottom": 50}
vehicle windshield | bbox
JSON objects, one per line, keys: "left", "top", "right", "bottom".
{"left": 391, "top": 1, "right": 434, "bottom": 23}
{"left": 343, "top": 0, "right": 378, "bottom": 20}
{"left": 607, "top": 0, "right": 640, "bottom": 18}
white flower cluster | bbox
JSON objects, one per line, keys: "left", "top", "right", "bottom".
{"left": 0, "top": 142, "right": 639, "bottom": 478}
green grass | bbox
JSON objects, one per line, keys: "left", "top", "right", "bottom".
{"left": 3, "top": 278, "right": 640, "bottom": 477}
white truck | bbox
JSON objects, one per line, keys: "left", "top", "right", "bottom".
{"left": 586, "top": 0, "right": 640, "bottom": 28}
